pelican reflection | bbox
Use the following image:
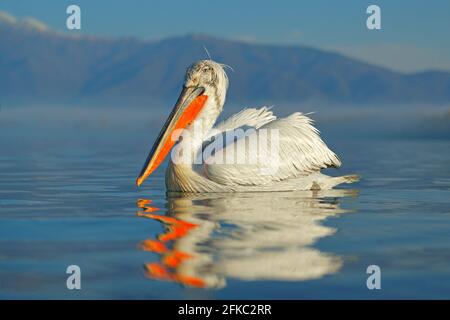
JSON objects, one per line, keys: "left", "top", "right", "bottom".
{"left": 137, "top": 189, "right": 357, "bottom": 288}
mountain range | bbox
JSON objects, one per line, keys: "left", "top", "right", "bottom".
{"left": 1, "top": 11, "right": 450, "bottom": 108}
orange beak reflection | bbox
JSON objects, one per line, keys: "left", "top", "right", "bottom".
{"left": 136, "top": 198, "right": 205, "bottom": 288}
{"left": 136, "top": 86, "right": 208, "bottom": 186}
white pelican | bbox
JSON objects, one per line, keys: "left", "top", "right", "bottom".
{"left": 136, "top": 59, "right": 358, "bottom": 192}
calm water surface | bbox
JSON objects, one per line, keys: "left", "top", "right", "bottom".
{"left": 1, "top": 120, "right": 450, "bottom": 299}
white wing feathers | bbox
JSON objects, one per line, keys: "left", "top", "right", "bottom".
{"left": 214, "top": 107, "right": 276, "bottom": 131}
{"left": 266, "top": 112, "right": 342, "bottom": 173}
{"left": 204, "top": 109, "right": 341, "bottom": 187}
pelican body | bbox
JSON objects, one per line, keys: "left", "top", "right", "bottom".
{"left": 136, "top": 60, "right": 358, "bottom": 192}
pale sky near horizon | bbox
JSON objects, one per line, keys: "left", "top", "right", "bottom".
{"left": 1, "top": 0, "right": 450, "bottom": 73}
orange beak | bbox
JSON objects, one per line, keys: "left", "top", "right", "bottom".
{"left": 136, "top": 86, "right": 208, "bottom": 187}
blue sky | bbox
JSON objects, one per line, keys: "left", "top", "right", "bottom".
{"left": 2, "top": 0, "right": 450, "bottom": 72}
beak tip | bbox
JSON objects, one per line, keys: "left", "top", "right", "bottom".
{"left": 136, "top": 177, "right": 142, "bottom": 187}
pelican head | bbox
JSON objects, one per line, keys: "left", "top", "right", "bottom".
{"left": 185, "top": 60, "right": 229, "bottom": 107}
{"left": 136, "top": 60, "right": 229, "bottom": 186}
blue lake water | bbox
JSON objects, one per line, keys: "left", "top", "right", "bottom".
{"left": 1, "top": 111, "right": 450, "bottom": 299}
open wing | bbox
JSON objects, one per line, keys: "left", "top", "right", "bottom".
{"left": 203, "top": 112, "right": 341, "bottom": 186}
{"left": 205, "top": 107, "right": 276, "bottom": 140}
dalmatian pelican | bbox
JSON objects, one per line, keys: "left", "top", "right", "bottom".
{"left": 136, "top": 59, "right": 358, "bottom": 192}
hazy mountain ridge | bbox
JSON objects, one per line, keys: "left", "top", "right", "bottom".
{"left": 1, "top": 12, "right": 450, "bottom": 108}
